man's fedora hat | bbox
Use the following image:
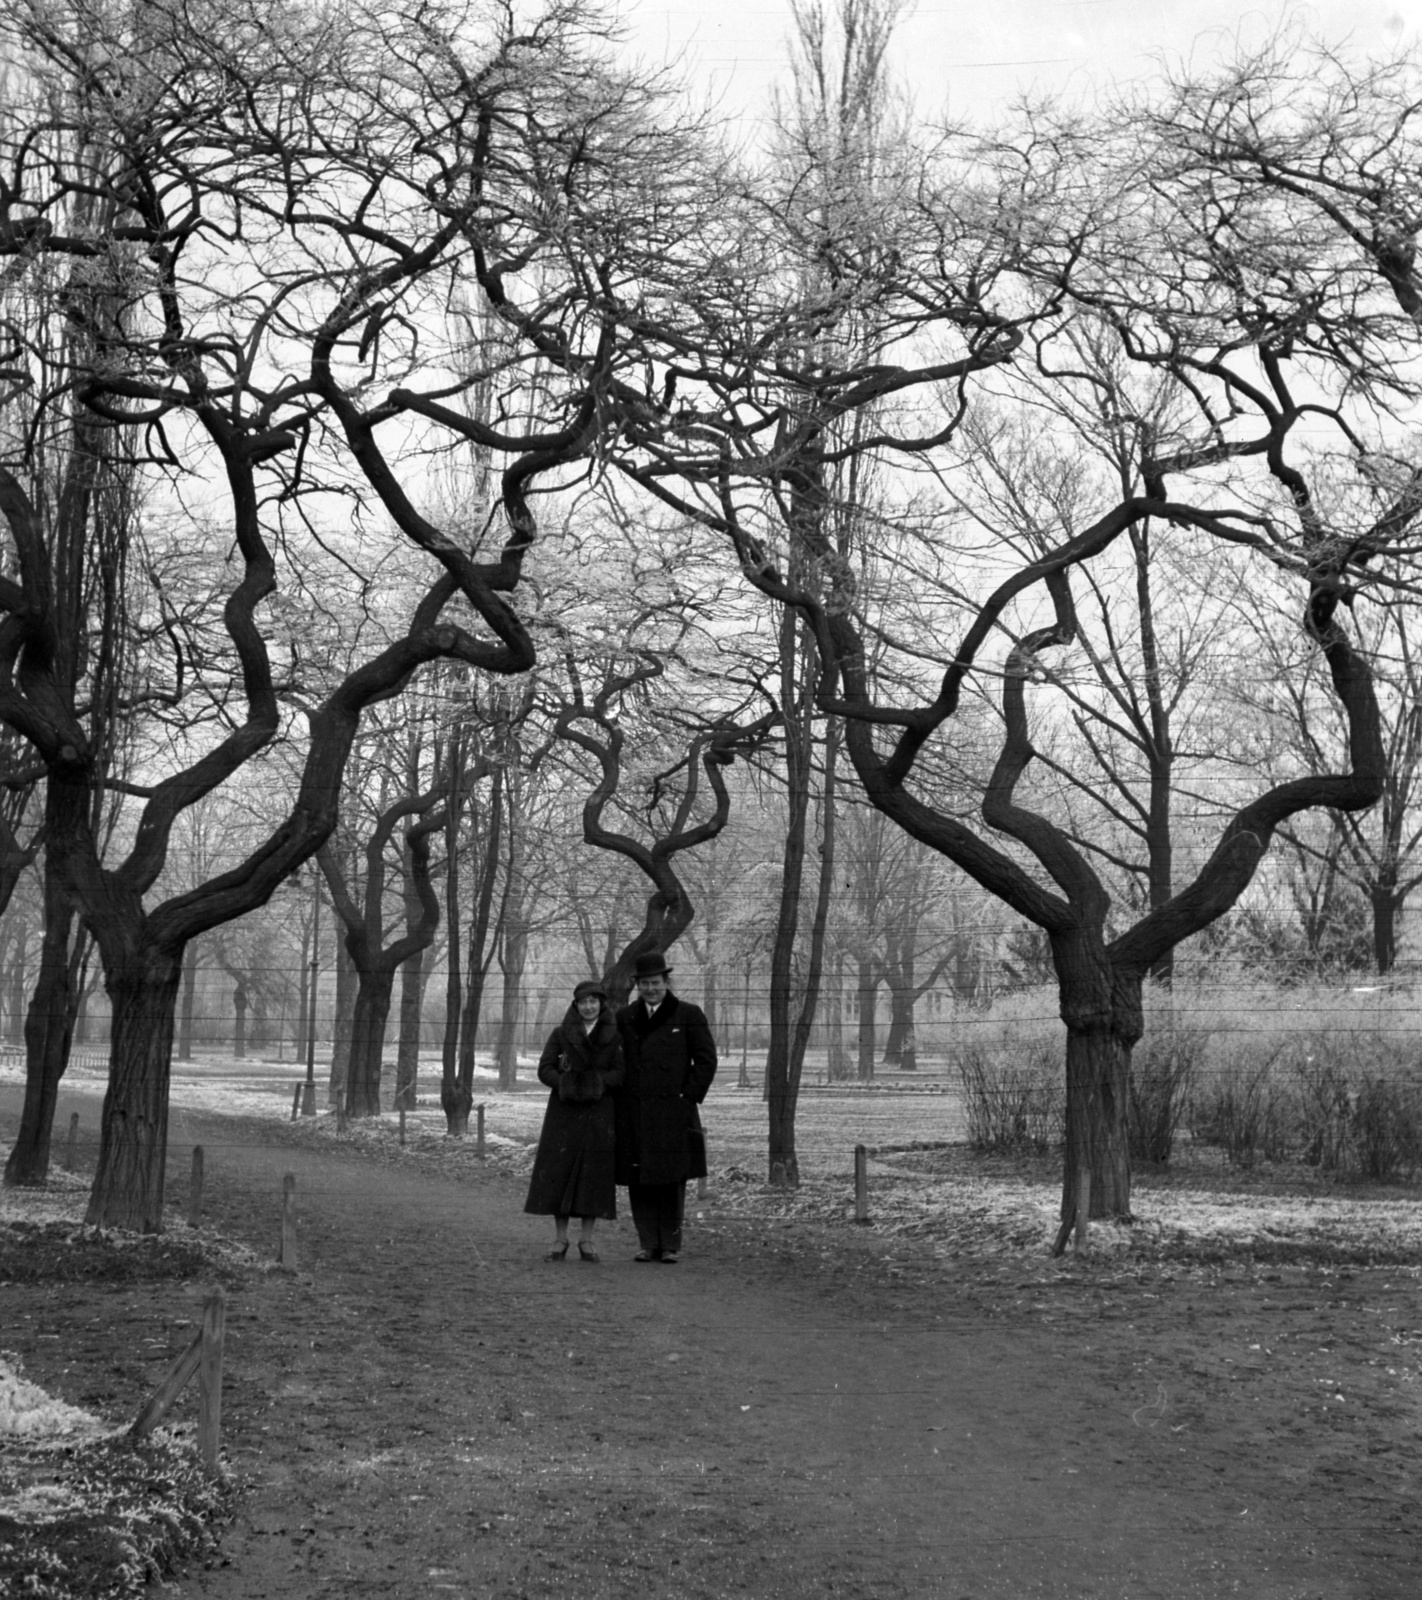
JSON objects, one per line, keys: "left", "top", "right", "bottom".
{"left": 633, "top": 951, "right": 672, "bottom": 980}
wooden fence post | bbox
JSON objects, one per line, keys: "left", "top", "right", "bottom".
{"left": 64, "top": 1112, "right": 79, "bottom": 1172}
{"left": 854, "top": 1144, "right": 870, "bottom": 1223}
{"left": 279, "top": 1173, "right": 297, "bottom": 1271}
{"left": 187, "top": 1146, "right": 204, "bottom": 1228}
{"left": 290, "top": 1083, "right": 302, "bottom": 1121}
{"left": 197, "top": 1288, "right": 225, "bottom": 1472}
{"left": 399, "top": 1105, "right": 406, "bottom": 1147}
{"left": 130, "top": 1286, "right": 226, "bottom": 1477}
{"left": 476, "top": 1103, "right": 485, "bottom": 1157}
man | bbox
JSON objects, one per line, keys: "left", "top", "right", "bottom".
{"left": 614, "top": 950, "right": 717, "bottom": 1264}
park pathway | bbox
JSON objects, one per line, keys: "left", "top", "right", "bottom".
{"left": 126, "top": 1099, "right": 1409, "bottom": 1600}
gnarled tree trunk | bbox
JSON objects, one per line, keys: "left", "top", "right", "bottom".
{"left": 85, "top": 947, "right": 183, "bottom": 1232}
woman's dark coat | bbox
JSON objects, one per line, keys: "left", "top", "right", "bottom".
{"left": 614, "top": 991, "right": 717, "bottom": 1186}
{"left": 523, "top": 1004, "right": 625, "bottom": 1219}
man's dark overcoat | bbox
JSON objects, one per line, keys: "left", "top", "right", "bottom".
{"left": 614, "top": 991, "right": 717, "bottom": 1186}
{"left": 523, "top": 1004, "right": 625, "bottom": 1219}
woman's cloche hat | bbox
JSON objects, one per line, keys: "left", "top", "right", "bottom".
{"left": 573, "top": 979, "right": 608, "bottom": 1002}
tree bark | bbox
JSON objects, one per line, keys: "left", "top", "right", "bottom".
{"left": 856, "top": 958, "right": 877, "bottom": 1081}
{"left": 826, "top": 951, "right": 851, "bottom": 1080}
{"left": 484, "top": 772, "right": 524, "bottom": 1095}
{"left": 449, "top": 775, "right": 503, "bottom": 1133}
{"left": 882, "top": 966, "right": 917, "bottom": 1069}
{"left": 294, "top": 921, "right": 312, "bottom": 1066}
{"left": 1061, "top": 1026, "right": 1134, "bottom": 1222}
{"left": 175, "top": 943, "right": 197, "bottom": 1062}
{"left": 85, "top": 950, "right": 183, "bottom": 1232}
{"left": 765, "top": 600, "right": 812, "bottom": 1187}
{"left": 495, "top": 916, "right": 527, "bottom": 1092}
{"left": 1053, "top": 928, "right": 1141, "bottom": 1221}
{"left": 442, "top": 741, "right": 465, "bottom": 1120}
{"left": 395, "top": 946, "right": 425, "bottom": 1111}
{"left": 3, "top": 875, "right": 78, "bottom": 1187}
{"left": 346, "top": 969, "right": 396, "bottom": 1117}
{"left": 232, "top": 983, "right": 248, "bottom": 1060}
{"left": 329, "top": 937, "right": 355, "bottom": 1109}
{"left": 5, "top": 916, "right": 28, "bottom": 1046}
{"left": 788, "top": 717, "right": 838, "bottom": 1090}
{"left": 1371, "top": 881, "right": 1401, "bottom": 975}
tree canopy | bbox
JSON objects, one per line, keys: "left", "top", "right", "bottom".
{"left": 4, "top": 0, "right": 1422, "bottom": 1223}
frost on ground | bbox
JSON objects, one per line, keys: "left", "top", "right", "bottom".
{"left": 0, "top": 1422, "right": 227, "bottom": 1600}
{"left": 4, "top": 1054, "right": 1420, "bottom": 1599}
{"left": 0, "top": 1177, "right": 230, "bottom": 1599}
{"left": 0, "top": 1359, "right": 108, "bottom": 1446}
{"left": 0, "top": 1166, "right": 90, "bottom": 1226}
{"left": 0, "top": 1333, "right": 226, "bottom": 1600}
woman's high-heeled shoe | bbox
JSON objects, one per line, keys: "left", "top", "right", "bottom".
{"left": 546, "top": 1242, "right": 569, "bottom": 1261}
{"left": 577, "top": 1241, "right": 600, "bottom": 1263}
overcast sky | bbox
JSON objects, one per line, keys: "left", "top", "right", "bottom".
{"left": 622, "top": 0, "right": 1419, "bottom": 131}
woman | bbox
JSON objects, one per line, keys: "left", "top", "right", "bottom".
{"left": 523, "top": 978, "right": 624, "bottom": 1261}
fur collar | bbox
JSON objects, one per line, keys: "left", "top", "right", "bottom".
{"left": 558, "top": 1004, "right": 617, "bottom": 1059}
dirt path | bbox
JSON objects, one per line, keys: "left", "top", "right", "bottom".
{"left": 7, "top": 1093, "right": 1421, "bottom": 1598}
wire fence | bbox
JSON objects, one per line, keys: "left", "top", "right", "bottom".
{"left": 6, "top": 971, "right": 1421, "bottom": 1066}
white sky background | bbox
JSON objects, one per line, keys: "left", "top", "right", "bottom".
{"left": 622, "top": 0, "right": 1419, "bottom": 132}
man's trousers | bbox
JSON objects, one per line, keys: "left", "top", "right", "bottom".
{"left": 627, "top": 1181, "right": 685, "bottom": 1254}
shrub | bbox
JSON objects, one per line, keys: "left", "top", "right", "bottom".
{"left": 1349, "top": 1074, "right": 1422, "bottom": 1182}
{"left": 1190, "top": 1045, "right": 1297, "bottom": 1166}
{"left": 1190, "top": 1025, "right": 1422, "bottom": 1182}
{"left": 957, "top": 1036, "right": 1063, "bottom": 1152}
{"left": 1129, "top": 1024, "right": 1206, "bottom": 1165}
{"left": 1296, "top": 1053, "right": 1355, "bottom": 1171}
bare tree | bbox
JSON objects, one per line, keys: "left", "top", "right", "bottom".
{"left": 944, "top": 382, "right": 1253, "bottom": 988}
{"left": 320, "top": 755, "right": 450, "bottom": 1118}
{"left": 440, "top": 696, "right": 510, "bottom": 1134}
{"left": 756, "top": 0, "right": 911, "bottom": 1180}
{"left": 550, "top": 652, "right": 774, "bottom": 1005}
{"left": 1, "top": 0, "right": 676, "bottom": 1225}
{"left": 0, "top": 23, "right": 142, "bottom": 1186}
{"left": 608, "top": 33, "right": 1422, "bottom": 1228}
{"left": 1226, "top": 553, "right": 1422, "bottom": 974}
{"left": 0, "top": 738, "right": 40, "bottom": 917}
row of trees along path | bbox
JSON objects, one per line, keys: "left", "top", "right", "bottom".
{"left": 5, "top": 0, "right": 1422, "bottom": 1249}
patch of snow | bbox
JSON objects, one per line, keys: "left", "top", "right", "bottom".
{"left": 0, "top": 1356, "right": 109, "bottom": 1443}
{"left": 0, "top": 1167, "right": 89, "bottom": 1226}
{"left": 1, "top": 1481, "right": 92, "bottom": 1522}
